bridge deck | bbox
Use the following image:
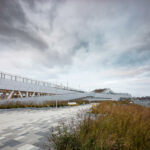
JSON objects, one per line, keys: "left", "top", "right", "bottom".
{"left": 0, "top": 72, "right": 79, "bottom": 100}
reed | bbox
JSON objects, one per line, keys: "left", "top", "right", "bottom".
{"left": 48, "top": 101, "right": 150, "bottom": 150}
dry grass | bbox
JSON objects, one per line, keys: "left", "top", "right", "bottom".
{"left": 0, "top": 101, "right": 68, "bottom": 109}
{"left": 48, "top": 101, "right": 150, "bottom": 150}
{"left": 93, "top": 89, "right": 107, "bottom": 93}
{"left": 0, "top": 100, "right": 89, "bottom": 109}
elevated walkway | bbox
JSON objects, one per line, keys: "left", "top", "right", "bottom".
{"left": 0, "top": 72, "right": 80, "bottom": 100}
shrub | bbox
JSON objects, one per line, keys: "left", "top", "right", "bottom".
{"left": 47, "top": 101, "right": 150, "bottom": 150}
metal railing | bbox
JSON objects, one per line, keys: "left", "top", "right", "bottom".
{"left": 0, "top": 71, "right": 81, "bottom": 92}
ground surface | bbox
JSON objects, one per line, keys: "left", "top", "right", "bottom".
{"left": 0, "top": 105, "right": 91, "bottom": 150}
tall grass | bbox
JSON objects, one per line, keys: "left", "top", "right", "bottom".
{"left": 0, "top": 101, "right": 68, "bottom": 109}
{"left": 0, "top": 100, "right": 89, "bottom": 109}
{"left": 48, "top": 101, "right": 150, "bottom": 150}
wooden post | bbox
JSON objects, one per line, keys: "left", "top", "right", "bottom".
{"left": 3, "top": 91, "right": 7, "bottom": 99}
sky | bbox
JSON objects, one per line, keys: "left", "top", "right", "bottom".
{"left": 0, "top": 0, "right": 150, "bottom": 96}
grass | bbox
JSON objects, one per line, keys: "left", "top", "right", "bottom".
{"left": 47, "top": 101, "right": 150, "bottom": 150}
{"left": 71, "top": 99, "right": 89, "bottom": 105}
{"left": 0, "top": 100, "right": 89, "bottom": 109}
{"left": 0, "top": 101, "right": 67, "bottom": 109}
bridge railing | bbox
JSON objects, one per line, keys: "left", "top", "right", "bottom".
{"left": 0, "top": 72, "right": 80, "bottom": 92}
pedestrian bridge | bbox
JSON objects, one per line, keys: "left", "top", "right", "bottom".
{"left": 0, "top": 72, "right": 80, "bottom": 100}
{"left": 0, "top": 72, "right": 132, "bottom": 102}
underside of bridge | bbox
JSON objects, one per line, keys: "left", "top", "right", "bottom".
{"left": 0, "top": 89, "right": 55, "bottom": 100}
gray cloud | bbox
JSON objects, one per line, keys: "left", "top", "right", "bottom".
{"left": 0, "top": 24, "right": 49, "bottom": 50}
{"left": 114, "top": 44, "right": 150, "bottom": 67}
{"left": 0, "top": 0, "right": 26, "bottom": 26}
{"left": 0, "top": 0, "right": 150, "bottom": 96}
{"left": 0, "top": 0, "right": 50, "bottom": 51}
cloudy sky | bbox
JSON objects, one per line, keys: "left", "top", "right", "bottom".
{"left": 0, "top": 0, "right": 150, "bottom": 96}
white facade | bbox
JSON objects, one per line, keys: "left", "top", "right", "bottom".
{"left": 0, "top": 72, "right": 132, "bottom": 102}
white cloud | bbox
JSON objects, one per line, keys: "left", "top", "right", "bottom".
{"left": 0, "top": 0, "right": 150, "bottom": 96}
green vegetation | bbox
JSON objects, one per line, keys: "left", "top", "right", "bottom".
{"left": 0, "top": 100, "right": 89, "bottom": 109}
{"left": 48, "top": 101, "right": 150, "bottom": 150}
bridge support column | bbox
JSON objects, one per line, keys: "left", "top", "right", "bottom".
{"left": 0, "top": 93, "right": 1, "bottom": 100}
{"left": 28, "top": 92, "right": 31, "bottom": 97}
{"left": 26, "top": 92, "right": 29, "bottom": 97}
{"left": 7, "top": 91, "right": 14, "bottom": 99}
{"left": 18, "top": 91, "right": 23, "bottom": 98}
{"left": 3, "top": 91, "right": 7, "bottom": 99}
{"left": 32, "top": 92, "right": 35, "bottom": 97}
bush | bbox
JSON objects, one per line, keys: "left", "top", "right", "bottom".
{"left": 47, "top": 101, "right": 150, "bottom": 150}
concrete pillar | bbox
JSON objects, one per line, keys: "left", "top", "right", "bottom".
{"left": 32, "top": 92, "right": 35, "bottom": 97}
{"left": 18, "top": 91, "right": 23, "bottom": 98}
{"left": 7, "top": 91, "right": 14, "bottom": 99}
{"left": 3, "top": 91, "right": 7, "bottom": 99}
{"left": 26, "top": 92, "right": 29, "bottom": 97}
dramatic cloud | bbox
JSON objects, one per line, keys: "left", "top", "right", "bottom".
{"left": 0, "top": 0, "right": 150, "bottom": 96}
